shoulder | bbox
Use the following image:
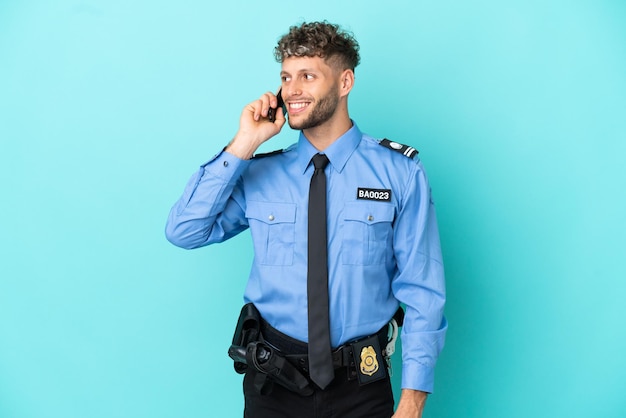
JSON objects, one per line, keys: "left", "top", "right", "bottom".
{"left": 246, "top": 144, "right": 297, "bottom": 176}
{"left": 378, "top": 138, "right": 419, "bottom": 159}
{"left": 360, "top": 134, "right": 420, "bottom": 164}
{"left": 251, "top": 143, "right": 297, "bottom": 160}
{"left": 252, "top": 149, "right": 284, "bottom": 159}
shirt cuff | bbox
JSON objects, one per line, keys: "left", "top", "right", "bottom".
{"left": 401, "top": 360, "right": 436, "bottom": 393}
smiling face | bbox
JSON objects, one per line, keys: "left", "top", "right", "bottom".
{"left": 280, "top": 56, "right": 344, "bottom": 131}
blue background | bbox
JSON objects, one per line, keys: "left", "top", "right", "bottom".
{"left": 1, "top": 1, "right": 625, "bottom": 417}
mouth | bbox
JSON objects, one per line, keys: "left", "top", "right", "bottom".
{"left": 288, "top": 101, "right": 311, "bottom": 115}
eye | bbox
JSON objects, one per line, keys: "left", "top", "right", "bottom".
{"left": 281, "top": 75, "right": 291, "bottom": 82}
{"left": 304, "top": 73, "right": 315, "bottom": 80}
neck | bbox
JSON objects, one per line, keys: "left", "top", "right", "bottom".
{"left": 303, "top": 106, "right": 352, "bottom": 151}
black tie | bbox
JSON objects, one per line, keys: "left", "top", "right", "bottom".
{"left": 307, "top": 153, "right": 334, "bottom": 389}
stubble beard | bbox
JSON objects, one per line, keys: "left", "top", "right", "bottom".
{"left": 288, "top": 86, "right": 340, "bottom": 131}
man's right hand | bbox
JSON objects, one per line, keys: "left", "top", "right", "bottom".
{"left": 226, "top": 91, "right": 287, "bottom": 160}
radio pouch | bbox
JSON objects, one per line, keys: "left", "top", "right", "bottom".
{"left": 228, "top": 304, "right": 314, "bottom": 396}
{"left": 228, "top": 303, "right": 261, "bottom": 374}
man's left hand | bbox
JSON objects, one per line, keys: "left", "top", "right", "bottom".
{"left": 391, "top": 389, "right": 428, "bottom": 418}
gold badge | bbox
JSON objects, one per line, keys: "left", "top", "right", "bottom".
{"left": 359, "top": 346, "right": 379, "bottom": 376}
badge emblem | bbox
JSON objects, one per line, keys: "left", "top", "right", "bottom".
{"left": 359, "top": 346, "right": 380, "bottom": 376}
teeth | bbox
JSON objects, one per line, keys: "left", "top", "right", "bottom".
{"left": 290, "top": 102, "right": 308, "bottom": 109}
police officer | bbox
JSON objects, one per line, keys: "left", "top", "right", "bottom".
{"left": 166, "top": 21, "right": 447, "bottom": 418}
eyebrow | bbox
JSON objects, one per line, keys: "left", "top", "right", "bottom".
{"left": 280, "top": 68, "right": 319, "bottom": 76}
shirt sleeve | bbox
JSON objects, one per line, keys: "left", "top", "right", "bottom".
{"left": 165, "top": 150, "right": 251, "bottom": 249}
{"left": 391, "top": 159, "right": 447, "bottom": 393}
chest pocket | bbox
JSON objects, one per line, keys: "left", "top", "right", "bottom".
{"left": 342, "top": 202, "right": 395, "bottom": 265}
{"left": 246, "top": 201, "right": 297, "bottom": 266}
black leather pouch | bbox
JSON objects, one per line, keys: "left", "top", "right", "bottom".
{"left": 350, "top": 334, "right": 387, "bottom": 385}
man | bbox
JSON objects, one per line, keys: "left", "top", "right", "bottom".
{"left": 166, "top": 21, "right": 446, "bottom": 418}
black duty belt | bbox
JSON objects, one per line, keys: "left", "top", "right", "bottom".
{"left": 260, "top": 319, "right": 389, "bottom": 381}
{"left": 228, "top": 303, "right": 404, "bottom": 395}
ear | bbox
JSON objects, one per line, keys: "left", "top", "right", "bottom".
{"left": 339, "top": 69, "right": 355, "bottom": 97}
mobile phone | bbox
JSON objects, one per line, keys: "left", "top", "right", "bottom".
{"left": 268, "top": 89, "right": 286, "bottom": 122}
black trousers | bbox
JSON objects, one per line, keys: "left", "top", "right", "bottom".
{"left": 243, "top": 367, "right": 395, "bottom": 418}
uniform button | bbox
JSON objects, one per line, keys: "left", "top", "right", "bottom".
{"left": 268, "top": 214, "right": 275, "bottom": 221}
{"left": 223, "top": 160, "right": 229, "bottom": 167}
{"left": 367, "top": 215, "right": 374, "bottom": 222}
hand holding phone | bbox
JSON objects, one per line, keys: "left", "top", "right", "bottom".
{"left": 228, "top": 88, "right": 287, "bottom": 159}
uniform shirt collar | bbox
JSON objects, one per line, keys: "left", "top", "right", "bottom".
{"left": 296, "top": 121, "right": 362, "bottom": 174}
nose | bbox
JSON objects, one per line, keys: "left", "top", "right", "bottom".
{"left": 286, "top": 80, "right": 302, "bottom": 98}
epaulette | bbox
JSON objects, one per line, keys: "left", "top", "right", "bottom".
{"left": 252, "top": 149, "right": 284, "bottom": 159}
{"left": 379, "top": 139, "right": 419, "bottom": 159}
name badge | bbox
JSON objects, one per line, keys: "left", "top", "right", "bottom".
{"left": 357, "top": 188, "right": 392, "bottom": 202}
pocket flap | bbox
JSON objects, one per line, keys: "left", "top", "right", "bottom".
{"left": 246, "top": 201, "right": 297, "bottom": 224}
{"left": 343, "top": 202, "right": 394, "bottom": 224}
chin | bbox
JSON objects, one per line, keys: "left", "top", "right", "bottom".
{"left": 287, "top": 116, "right": 307, "bottom": 131}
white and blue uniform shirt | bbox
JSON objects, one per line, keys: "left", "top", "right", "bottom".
{"left": 166, "top": 122, "right": 447, "bottom": 392}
